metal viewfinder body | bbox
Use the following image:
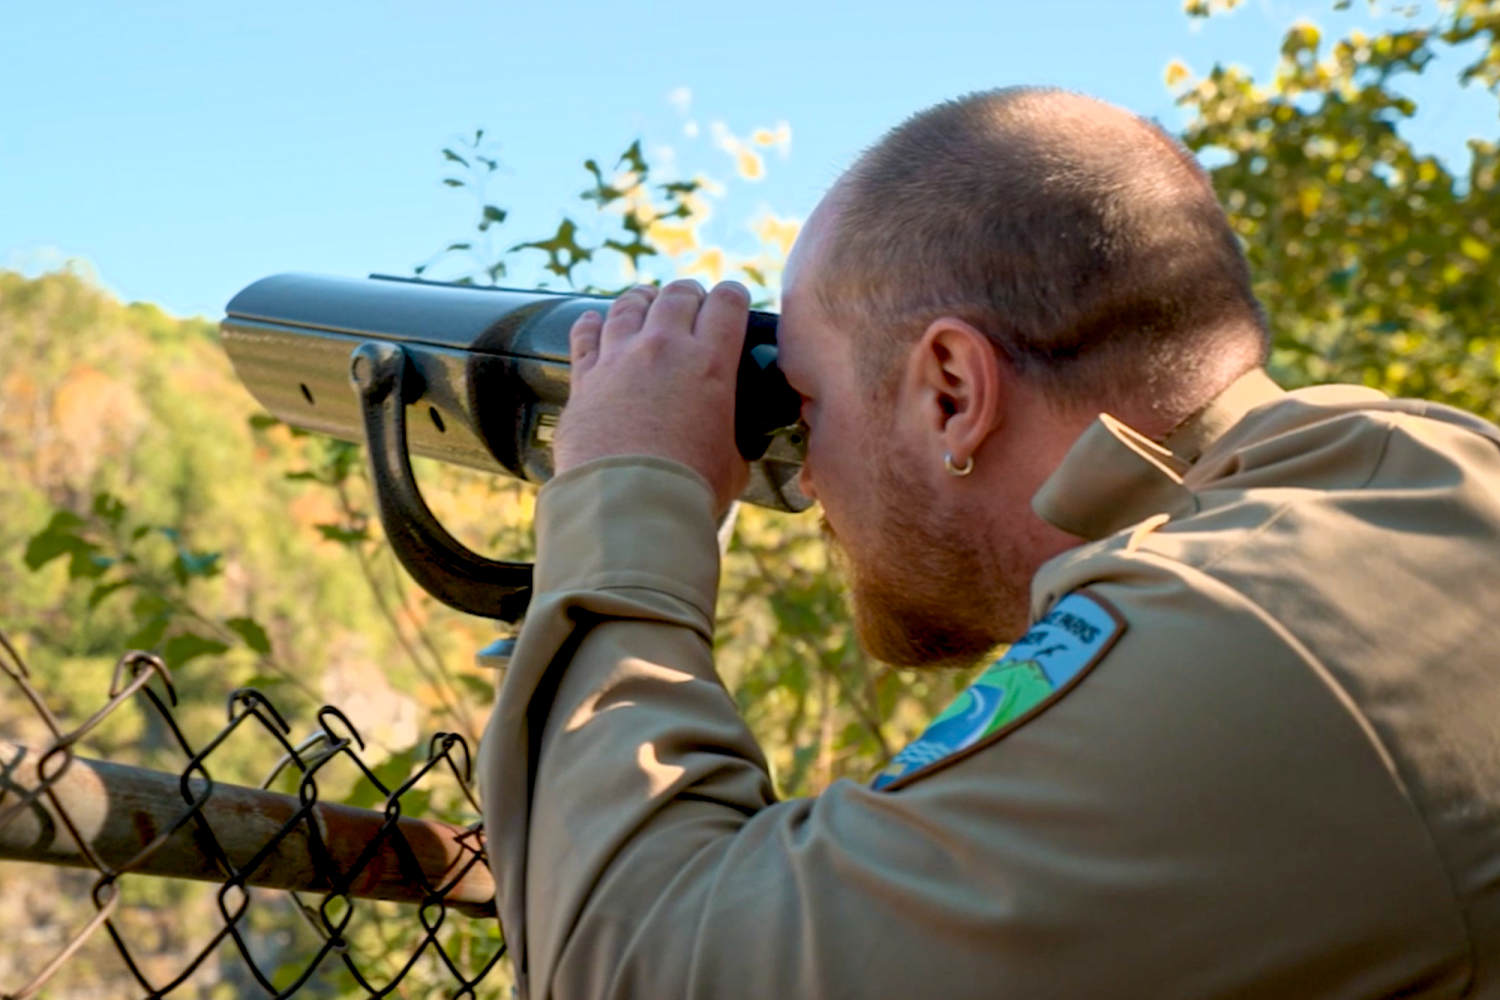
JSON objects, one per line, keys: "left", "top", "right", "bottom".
{"left": 220, "top": 272, "right": 808, "bottom": 622}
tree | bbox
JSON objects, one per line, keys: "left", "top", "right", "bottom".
{"left": 1175, "top": 0, "right": 1500, "bottom": 419}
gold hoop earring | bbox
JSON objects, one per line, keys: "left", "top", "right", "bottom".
{"left": 944, "top": 451, "right": 974, "bottom": 477}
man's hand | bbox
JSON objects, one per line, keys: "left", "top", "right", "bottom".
{"left": 553, "top": 279, "right": 752, "bottom": 515}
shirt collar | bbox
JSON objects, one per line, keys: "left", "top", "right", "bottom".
{"left": 1031, "top": 368, "right": 1285, "bottom": 540}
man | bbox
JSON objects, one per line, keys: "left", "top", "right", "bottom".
{"left": 479, "top": 88, "right": 1500, "bottom": 998}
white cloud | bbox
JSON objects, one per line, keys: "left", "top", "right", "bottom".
{"left": 667, "top": 86, "right": 693, "bottom": 116}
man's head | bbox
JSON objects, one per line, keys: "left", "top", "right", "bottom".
{"left": 776, "top": 88, "right": 1268, "bottom": 666}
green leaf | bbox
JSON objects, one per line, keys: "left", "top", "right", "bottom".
{"left": 344, "top": 782, "right": 383, "bottom": 810}
{"left": 442, "top": 148, "right": 469, "bottom": 168}
{"left": 346, "top": 745, "right": 421, "bottom": 808}
{"left": 92, "top": 492, "right": 127, "bottom": 527}
{"left": 25, "top": 529, "right": 82, "bottom": 571}
{"left": 315, "top": 523, "right": 369, "bottom": 546}
{"left": 247, "top": 413, "right": 280, "bottom": 430}
{"left": 161, "top": 632, "right": 230, "bottom": 670}
{"left": 24, "top": 510, "right": 89, "bottom": 570}
{"left": 396, "top": 788, "right": 432, "bottom": 818}
{"left": 172, "top": 549, "right": 222, "bottom": 585}
{"left": 283, "top": 470, "right": 321, "bottom": 482}
{"left": 442, "top": 178, "right": 465, "bottom": 188}
{"left": 242, "top": 673, "right": 289, "bottom": 689}
{"left": 580, "top": 159, "right": 624, "bottom": 207}
{"left": 68, "top": 548, "right": 110, "bottom": 580}
{"left": 225, "top": 616, "right": 272, "bottom": 656}
{"left": 511, "top": 218, "right": 594, "bottom": 281}
{"left": 616, "top": 139, "right": 648, "bottom": 176}
{"left": 603, "top": 237, "right": 656, "bottom": 267}
{"left": 40, "top": 509, "right": 85, "bottom": 533}
{"left": 131, "top": 591, "right": 170, "bottom": 618}
{"left": 482, "top": 204, "right": 507, "bottom": 225}
{"left": 455, "top": 673, "right": 495, "bottom": 702}
{"left": 446, "top": 242, "right": 472, "bottom": 252}
{"left": 125, "top": 616, "right": 169, "bottom": 651}
{"left": 87, "top": 579, "right": 132, "bottom": 609}
{"left": 325, "top": 439, "right": 362, "bottom": 480}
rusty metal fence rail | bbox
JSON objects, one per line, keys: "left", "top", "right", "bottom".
{"left": 0, "top": 629, "right": 506, "bottom": 999}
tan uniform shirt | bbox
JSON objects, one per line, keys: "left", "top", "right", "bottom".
{"left": 480, "top": 370, "right": 1500, "bottom": 999}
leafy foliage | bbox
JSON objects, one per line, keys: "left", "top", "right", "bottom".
{"left": 1175, "top": 0, "right": 1500, "bottom": 417}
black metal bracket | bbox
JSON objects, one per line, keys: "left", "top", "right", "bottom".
{"left": 349, "top": 341, "right": 533, "bottom": 622}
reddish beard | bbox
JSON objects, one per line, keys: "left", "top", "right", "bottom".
{"left": 822, "top": 444, "right": 1023, "bottom": 669}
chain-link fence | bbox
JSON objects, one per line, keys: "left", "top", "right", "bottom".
{"left": 0, "top": 628, "right": 506, "bottom": 999}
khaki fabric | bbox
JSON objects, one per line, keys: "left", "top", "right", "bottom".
{"left": 480, "top": 370, "right": 1500, "bottom": 999}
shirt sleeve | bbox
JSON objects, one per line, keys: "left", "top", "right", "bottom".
{"left": 478, "top": 457, "right": 1470, "bottom": 1000}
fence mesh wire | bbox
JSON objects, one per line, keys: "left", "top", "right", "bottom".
{"left": 0, "top": 628, "right": 506, "bottom": 999}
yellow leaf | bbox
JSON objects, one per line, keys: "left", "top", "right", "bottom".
{"left": 752, "top": 213, "right": 802, "bottom": 259}
{"left": 751, "top": 121, "right": 793, "bottom": 153}
{"left": 1460, "top": 235, "right": 1491, "bottom": 263}
{"left": 737, "top": 149, "right": 766, "bottom": 181}
{"left": 1298, "top": 185, "right": 1322, "bottom": 217}
{"left": 1165, "top": 59, "right": 1192, "bottom": 88}
{"left": 646, "top": 221, "right": 699, "bottom": 257}
{"left": 685, "top": 248, "right": 727, "bottom": 284}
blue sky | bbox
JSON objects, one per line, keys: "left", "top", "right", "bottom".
{"left": 3, "top": 0, "right": 1489, "bottom": 319}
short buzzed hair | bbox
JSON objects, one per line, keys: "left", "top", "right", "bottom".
{"left": 820, "top": 88, "right": 1268, "bottom": 414}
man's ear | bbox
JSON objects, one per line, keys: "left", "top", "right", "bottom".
{"left": 904, "top": 317, "right": 1003, "bottom": 464}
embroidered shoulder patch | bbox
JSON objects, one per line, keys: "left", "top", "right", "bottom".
{"left": 872, "top": 591, "right": 1125, "bottom": 791}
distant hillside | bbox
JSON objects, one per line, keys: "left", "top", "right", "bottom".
{"left": 0, "top": 268, "right": 523, "bottom": 761}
